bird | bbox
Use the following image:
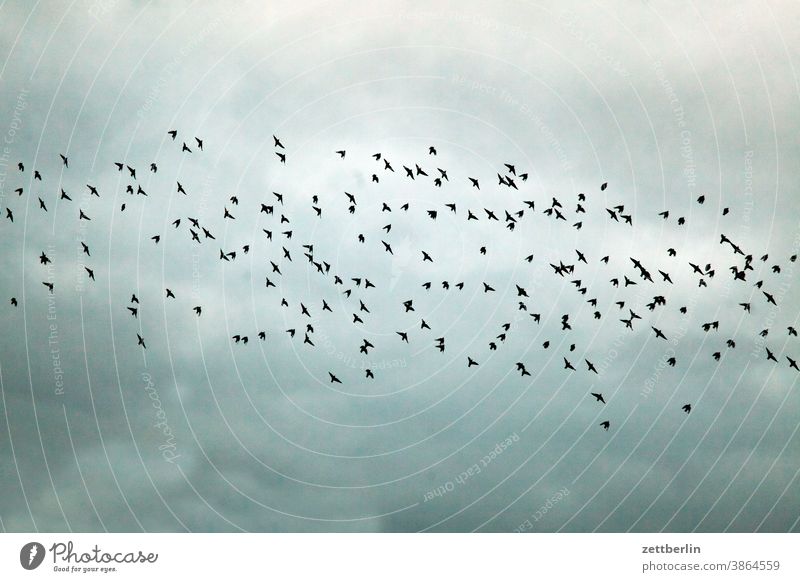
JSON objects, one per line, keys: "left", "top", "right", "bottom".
{"left": 652, "top": 327, "right": 667, "bottom": 340}
{"left": 9, "top": 131, "right": 800, "bottom": 447}
{"left": 682, "top": 404, "right": 691, "bottom": 413}
{"left": 516, "top": 363, "right": 531, "bottom": 376}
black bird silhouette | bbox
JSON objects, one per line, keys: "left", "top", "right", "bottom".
{"left": 329, "top": 372, "right": 341, "bottom": 384}
{"left": 591, "top": 392, "right": 605, "bottom": 403}
{"left": 600, "top": 421, "right": 610, "bottom": 431}
{"left": 682, "top": 404, "right": 691, "bottom": 413}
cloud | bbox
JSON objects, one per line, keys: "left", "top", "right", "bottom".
{"left": 0, "top": 0, "right": 798, "bottom": 533}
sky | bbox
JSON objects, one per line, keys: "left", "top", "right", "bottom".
{"left": 0, "top": 0, "right": 799, "bottom": 532}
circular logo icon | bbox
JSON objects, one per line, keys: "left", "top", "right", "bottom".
{"left": 20, "top": 542, "right": 46, "bottom": 570}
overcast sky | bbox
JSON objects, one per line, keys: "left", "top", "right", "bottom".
{"left": 0, "top": 0, "right": 799, "bottom": 532}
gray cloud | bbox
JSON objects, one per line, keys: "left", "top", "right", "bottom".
{"left": 0, "top": 0, "right": 798, "bottom": 533}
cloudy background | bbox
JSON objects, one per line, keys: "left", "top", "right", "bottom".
{"left": 0, "top": 0, "right": 799, "bottom": 532}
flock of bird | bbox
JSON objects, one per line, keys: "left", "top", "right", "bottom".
{"left": 3, "top": 131, "right": 799, "bottom": 433}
